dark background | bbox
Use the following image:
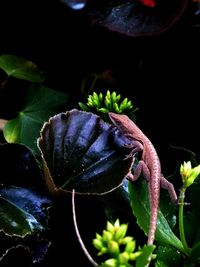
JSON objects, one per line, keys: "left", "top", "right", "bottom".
{"left": 0, "top": 1, "right": 199, "bottom": 265}
{"left": 0, "top": 1, "right": 199, "bottom": 163}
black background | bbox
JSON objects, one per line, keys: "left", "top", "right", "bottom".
{"left": 0, "top": 1, "right": 199, "bottom": 161}
{"left": 0, "top": 1, "right": 199, "bottom": 265}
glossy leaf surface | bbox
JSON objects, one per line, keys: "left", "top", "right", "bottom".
{"left": 0, "top": 143, "right": 51, "bottom": 237}
{"left": 128, "top": 180, "right": 184, "bottom": 252}
{"left": 38, "top": 109, "right": 135, "bottom": 194}
{"left": 89, "top": 0, "right": 189, "bottom": 36}
{"left": 0, "top": 54, "right": 44, "bottom": 82}
{"left": 0, "top": 191, "right": 43, "bottom": 236}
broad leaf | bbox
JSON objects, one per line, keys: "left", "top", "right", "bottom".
{"left": 0, "top": 245, "right": 32, "bottom": 266}
{"left": 38, "top": 109, "right": 135, "bottom": 194}
{"left": 0, "top": 192, "right": 43, "bottom": 236}
{"left": 191, "top": 241, "right": 200, "bottom": 263}
{"left": 0, "top": 233, "right": 50, "bottom": 265}
{"left": 128, "top": 180, "right": 184, "bottom": 252}
{"left": 0, "top": 144, "right": 52, "bottom": 237}
{"left": 101, "top": 179, "right": 133, "bottom": 223}
{"left": 0, "top": 144, "right": 51, "bottom": 263}
{"left": 0, "top": 186, "right": 51, "bottom": 230}
{"left": 0, "top": 54, "right": 44, "bottom": 82}
{"left": 89, "top": 0, "right": 189, "bottom": 36}
{"left": 185, "top": 179, "right": 200, "bottom": 245}
{"left": 0, "top": 143, "right": 46, "bottom": 188}
{"left": 155, "top": 245, "right": 182, "bottom": 267}
{"left": 3, "top": 85, "right": 69, "bottom": 154}
{"left": 136, "top": 245, "right": 156, "bottom": 267}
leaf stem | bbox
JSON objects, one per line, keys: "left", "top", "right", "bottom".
{"left": 178, "top": 186, "right": 191, "bottom": 256}
{"left": 72, "top": 189, "right": 98, "bottom": 266}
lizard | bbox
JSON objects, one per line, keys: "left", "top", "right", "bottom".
{"left": 109, "top": 112, "right": 178, "bottom": 245}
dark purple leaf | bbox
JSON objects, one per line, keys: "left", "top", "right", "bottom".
{"left": 38, "top": 109, "right": 135, "bottom": 194}
{"left": 0, "top": 186, "right": 51, "bottom": 228}
{"left": 0, "top": 245, "right": 32, "bottom": 267}
{"left": 0, "top": 143, "right": 45, "bottom": 189}
{"left": 0, "top": 144, "right": 51, "bottom": 231}
{"left": 0, "top": 144, "right": 52, "bottom": 264}
{"left": 89, "top": 0, "right": 189, "bottom": 36}
{"left": 0, "top": 234, "right": 50, "bottom": 266}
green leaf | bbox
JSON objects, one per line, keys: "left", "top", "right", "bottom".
{"left": 0, "top": 54, "right": 45, "bottom": 82}
{"left": 191, "top": 241, "right": 200, "bottom": 263}
{"left": 78, "top": 102, "right": 91, "bottom": 112}
{"left": 155, "top": 245, "right": 182, "bottom": 267}
{"left": 186, "top": 179, "right": 200, "bottom": 245}
{"left": 128, "top": 180, "right": 184, "bottom": 253}
{"left": 3, "top": 84, "right": 69, "bottom": 154}
{"left": 136, "top": 245, "right": 156, "bottom": 267}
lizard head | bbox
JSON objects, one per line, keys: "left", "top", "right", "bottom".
{"left": 108, "top": 112, "right": 143, "bottom": 142}
{"left": 109, "top": 112, "right": 133, "bottom": 133}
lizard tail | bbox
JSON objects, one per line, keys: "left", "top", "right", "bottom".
{"left": 147, "top": 184, "right": 159, "bottom": 245}
{"left": 147, "top": 210, "right": 157, "bottom": 245}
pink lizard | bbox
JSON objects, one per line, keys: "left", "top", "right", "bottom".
{"left": 109, "top": 112, "right": 178, "bottom": 245}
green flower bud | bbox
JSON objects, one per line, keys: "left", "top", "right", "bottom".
{"left": 99, "top": 92, "right": 103, "bottom": 102}
{"left": 87, "top": 99, "right": 94, "bottom": 107}
{"left": 125, "top": 240, "right": 136, "bottom": 253}
{"left": 80, "top": 90, "right": 137, "bottom": 115}
{"left": 119, "top": 98, "right": 128, "bottom": 110}
{"left": 116, "top": 94, "right": 121, "bottom": 102}
{"left": 129, "top": 251, "right": 142, "bottom": 261}
{"left": 126, "top": 101, "right": 133, "bottom": 109}
{"left": 180, "top": 161, "right": 200, "bottom": 188}
{"left": 93, "top": 91, "right": 99, "bottom": 99}
{"left": 106, "top": 90, "right": 111, "bottom": 99}
{"left": 113, "top": 102, "right": 120, "bottom": 113}
{"left": 105, "top": 95, "right": 111, "bottom": 109}
{"left": 118, "top": 252, "right": 129, "bottom": 264}
{"left": 114, "top": 219, "right": 120, "bottom": 228}
{"left": 121, "top": 236, "right": 133, "bottom": 244}
{"left": 114, "top": 224, "right": 128, "bottom": 240}
{"left": 98, "top": 246, "right": 108, "bottom": 256}
{"left": 96, "top": 233, "right": 102, "bottom": 241}
{"left": 111, "top": 91, "right": 117, "bottom": 102}
{"left": 103, "top": 230, "right": 113, "bottom": 242}
{"left": 104, "top": 258, "right": 117, "bottom": 267}
{"left": 107, "top": 221, "right": 114, "bottom": 232}
{"left": 93, "top": 98, "right": 100, "bottom": 107}
{"left": 108, "top": 240, "right": 120, "bottom": 255}
{"left": 98, "top": 108, "right": 109, "bottom": 113}
{"left": 93, "top": 238, "right": 103, "bottom": 250}
{"left": 93, "top": 219, "right": 141, "bottom": 266}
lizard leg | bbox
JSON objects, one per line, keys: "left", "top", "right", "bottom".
{"left": 124, "top": 140, "right": 143, "bottom": 159}
{"left": 160, "top": 175, "right": 178, "bottom": 204}
{"left": 127, "top": 160, "right": 150, "bottom": 182}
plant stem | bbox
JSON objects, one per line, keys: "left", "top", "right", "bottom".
{"left": 72, "top": 189, "right": 98, "bottom": 266}
{"left": 178, "top": 186, "right": 191, "bottom": 255}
